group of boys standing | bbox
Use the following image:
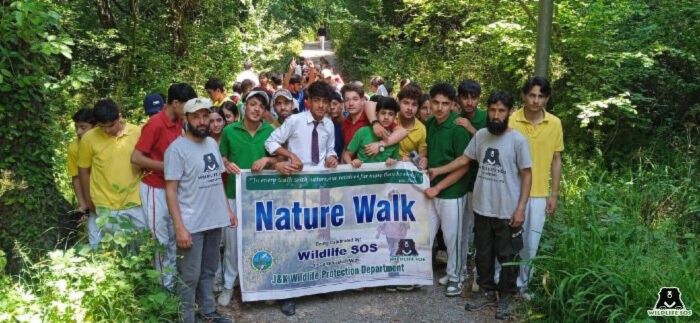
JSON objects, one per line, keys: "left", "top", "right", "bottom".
{"left": 66, "top": 70, "right": 562, "bottom": 321}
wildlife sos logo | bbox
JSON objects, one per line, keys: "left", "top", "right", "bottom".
{"left": 203, "top": 153, "right": 220, "bottom": 172}
{"left": 648, "top": 287, "right": 693, "bottom": 317}
{"left": 482, "top": 148, "right": 502, "bottom": 167}
{"left": 251, "top": 250, "right": 273, "bottom": 271}
{"left": 395, "top": 239, "right": 418, "bottom": 256}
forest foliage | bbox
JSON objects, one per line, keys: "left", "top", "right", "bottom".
{"left": 0, "top": 0, "right": 699, "bottom": 321}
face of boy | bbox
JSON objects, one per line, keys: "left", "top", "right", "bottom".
{"left": 419, "top": 101, "right": 432, "bottom": 120}
{"left": 274, "top": 97, "right": 294, "bottom": 119}
{"left": 343, "top": 91, "right": 363, "bottom": 116}
{"left": 458, "top": 94, "right": 479, "bottom": 114}
{"left": 245, "top": 97, "right": 264, "bottom": 123}
{"left": 523, "top": 85, "right": 549, "bottom": 113}
{"left": 206, "top": 88, "right": 225, "bottom": 102}
{"left": 329, "top": 99, "right": 342, "bottom": 118}
{"left": 75, "top": 121, "right": 93, "bottom": 139}
{"left": 430, "top": 94, "right": 454, "bottom": 123}
{"left": 377, "top": 109, "right": 396, "bottom": 128}
{"left": 97, "top": 117, "right": 124, "bottom": 137}
{"left": 309, "top": 96, "right": 329, "bottom": 121}
{"left": 399, "top": 98, "right": 418, "bottom": 120}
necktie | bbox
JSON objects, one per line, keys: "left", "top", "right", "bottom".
{"left": 312, "top": 121, "right": 320, "bottom": 164}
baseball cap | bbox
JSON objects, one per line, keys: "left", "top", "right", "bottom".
{"left": 245, "top": 90, "right": 269, "bottom": 107}
{"left": 184, "top": 97, "right": 213, "bottom": 114}
{"left": 143, "top": 93, "right": 164, "bottom": 116}
{"left": 272, "top": 89, "right": 293, "bottom": 103}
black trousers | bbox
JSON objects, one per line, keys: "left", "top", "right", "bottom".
{"left": 474, "top": 212, "right": 523, "bottom": 294}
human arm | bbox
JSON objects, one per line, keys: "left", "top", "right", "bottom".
{"left": 427, "top": 155, "right": 471, "bottom": 181}
{"left": 251, "top": 156, "right": 276, "bottom": 172}
{"left": 424, "top": 166, "right": 469, "bottom": 199}
{"left": 226, "top": 196, "right": 238, "bottom": 228}
{"left": 165, "top": 180, "right": 191, "bottom": 248}
{"left": 510, "top": 168, "right": 532, "bottom": 227}
{"left": 363, "top": 126, "right": 408, "bottom": 156}
{"left": 78, "top": 168, "right": 94, "bottom": 212}
{"left": 131, "top": 149, "right": 163, "bottom": 171}
{"left": 265, "top": 119, "right": 303, "bottom": 170}
{"left": 455, "top": 117, "right": 477, "bottom": 136}
{"left": 546, "top": 151, "right": 562, "bottom": 215}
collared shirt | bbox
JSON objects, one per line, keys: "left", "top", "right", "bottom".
{"left": 342, "top": 112, "right": 369, "bottom": 147}
{"left": 462, "top": 108, "right": 487, "bottom": 192}
{"left": 396, "top": 118, "right": 428, "bottom": 159}
{"left": 212, "top": 96, "right": 231, "bottom": 108}
{"left": 425, "top": 112, "right": 471, "bottom": 199}
{"left": 77, "top": 123, "right": 142, "bottom": 209}
{"left": 67, "top": 139, "right": 80, "bottom": 177}
{"left": 220, "top": 121, "right": 274, "bottom": 199}
{"left": 265, "top": 111, "right": 336, "bottom": 166}
{"left": 135, "top": 110, "right": 183, "bottom": 188}
{"left": 347, "top": 126, "right": 399, "bottom": 163}
{"left": 509, "top": 108, "right": 564, "bottom": 197}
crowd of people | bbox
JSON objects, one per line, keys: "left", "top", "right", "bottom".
{"left": 65, "top": 56, "right": 563, "bottom": 322}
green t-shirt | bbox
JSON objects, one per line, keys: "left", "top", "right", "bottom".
{"left": 219, "top": 121, "right": 274, "bottom": 199}
{"left": 462, "top": 108, "right": 487, "bottom": 192}
{"left": 425, "top": 112, "right": 471, "bottom": 199}
{"left": 346, "top": 126, "right": 399, "bottom": 163}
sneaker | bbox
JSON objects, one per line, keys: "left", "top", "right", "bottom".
{"left": 465, "top": 290, "right": 497, "bottom": 311}
{"left": 495, "top": 293, "right": 513, "bottom": 320}
{"left": 217, "top": 288, "right": 233, "bottom": 306}
{"left": 438, "top": 275, "right": 449, "bottom": 286}
{"left": 199, "top": 311, "right": 232, "bottom": 323}
{"left": 279, "top": 299, "right": 296, "bottom": 316}
{"left": 396, "top": 285, "right": 417, "bottom": 291}
{"left": 445, "top": 281, "right": 463, "bottom": 296}
{"left": 385, "top": 285, "right": 397, "bottom": 292}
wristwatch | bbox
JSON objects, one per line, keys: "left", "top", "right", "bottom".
{"left": 379, "top": 143, "right": 385, "bottom": 152}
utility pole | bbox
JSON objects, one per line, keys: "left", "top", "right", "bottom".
{"left": 534, "top": 0, "right": 554, "bottom": 78}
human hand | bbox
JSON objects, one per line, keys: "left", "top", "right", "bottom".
{"left": 275, "top": 162, "right": 299, "bottom": 175}
{"left": 225, "top": 160, "right": 241, "bottom": 174}
{"left": 251, "top": 157, "right": 268, "bottom": 172}
{"left": 509, "top": 208, "right": 524, "bottom": 228}
{"left": 546, "top": 195, "right": 558, "bottom": 216}
{"left": 372, "top": 122, "right": 390, "bottom": 140}
{"left": 228, "top": 209, "right": 238, "bottom": 228}
{"left": 418, "top": 157, "right": 428, "bottom": 170}
{"left": 424, "top": 187, "right": 440, "bottom": 199}
{"left": 364, "top": 142, "right": 381, "bottom": 156}
{"left": 289, "top": 154, "right": 303, "bottom": 170}
{"left": 385, "top": 158, "right": 396, "bottom": 167}
{"left": 176, "top": 226, "right": 192, "bottom": 249}
{"left": 324, "top": 156, "right": 338, "bottom": 168}
{"left": 351, "top": 159, "right": 363, "bottom": 168}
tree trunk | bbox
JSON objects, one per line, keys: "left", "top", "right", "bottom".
{"left": 95, "top": 0, "right": 117, "bottom": 28}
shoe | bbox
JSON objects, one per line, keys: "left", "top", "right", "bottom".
{"left": 396, "top": 285, "right": 416, "bottom": 291}
{"left": 199, "top": 311, "right": 232, "bottom": 323}
{"left": 385, "top": 285, "right": 397, "bottom": 292}
{"left": 438, "top": 275, "right": 449, "bottom": 286}
{"left": 445, "top": 281, "right": 463, "bottom": 296}
{"left": 465, "top": 290, "right": 497, "bottom": 311}
{"left": 217, "top": 288, "right": 233, "bottom": 306}
{"left": 495, "top": 293, "right": 513, "bottom": 320}
{"left": 519, "top": 288, "right": 533, "bottom": 301}
{"left": 280, "top": 299, "right": 296, "bottom": 316}
{"left": 436, "top": 250, "right": 448, "bottom": 264}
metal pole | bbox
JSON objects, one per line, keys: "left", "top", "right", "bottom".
{"left": 534, "top": 0, "right": 554, "bottom": 78}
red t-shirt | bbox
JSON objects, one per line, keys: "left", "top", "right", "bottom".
{"left": 135, "top": 110, "right": 182, "bottom": 188}
{"left": 342, "top": 112, "right": 369, "bottom": 146}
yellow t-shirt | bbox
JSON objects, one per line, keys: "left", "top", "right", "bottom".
{"left": 77, "top": 123, "right": 142, "bottom": 209}
{"left": 67, "top": 139, "right": 79, "bottom": 177}
{"left": 509, "top": 108, "right": 564, "bottom": 197}
{"left": 396, "top": 118, "right": 428, "bottom": 159}
{"left": 212, "top": 96, "right": 231, "bottom": 107}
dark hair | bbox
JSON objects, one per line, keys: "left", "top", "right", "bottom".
{"left": 289, "top": 74, "right": 302, "bottom": 85}
{"left": 429, "top": 82, "right": 457, "bottom": 101}
{"left": 419, "top": 93, "right": 431, "bottom": 108}
{"left": 340, "top": 82, "right": 365, "bottom": 98}
{"left": 400, "top": 78, "right": 412, "bottom": 88}
{"left": 458, "top": 80, "right": 482, "bottom": 97}
{"left": 72, "top": 107, "right": 96, "bottom": 124}
{"left": 306, "top": 81, "right": 335, "bottom": 100}
{"left": 232, "top": 81, "right": 242, "bottom": 94}
{"left": 204, "top": 78, "right": 226, "bottom": 91}
{"left": 240, "top": 79, "right": 255, "bottom": 94}
{"left": 397, "top": 83, "right": 422, "bottom": 102}
{"left": 167, "top": 83, "right": 197, "bottom": 104}
{"left": 220, "top": 101, "right": 239, "bottom": 121}
{"left": 486, "top": 91, "right": 515, "bottom": 110}
{"left": 259, "top": 71, "right": 270, "bottom": 81}
{"left": 331, "top": 91, "right": 343, "bottom": 103}
{"left": 210, "top": 107, "right": 225, "bottom": 122}
{"left": 369, "top": 94, "right": 380, "bottom": 102}
{"left": 271, "top": 73, "right": 282, "bottom": 87}
{"left": 93, "top": 99, "right": 120, "bottom": 123}
{"left": 376, "top": 96, "right": 400, "bottom": 114}
{"left": 522, "top": 76, "right": 551, "bottom": 97}
{"left": 246, "top": 87, "right": 270, "bottom": 110}
{"left": 370, "top": 76, "right": 384, "bottom": 86}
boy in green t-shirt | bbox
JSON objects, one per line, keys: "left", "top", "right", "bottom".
{"left": 342, "top": 96, "right": 400, "bottom": 168}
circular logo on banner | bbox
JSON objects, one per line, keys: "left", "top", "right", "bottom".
{"left": 252, "top": 250, "right": 273, "bottom": 271}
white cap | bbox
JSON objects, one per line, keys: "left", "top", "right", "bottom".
{"left": 184, "top": 97, "right": 213, "bottom": 114}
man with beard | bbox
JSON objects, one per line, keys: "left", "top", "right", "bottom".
{"left": 165, "top": 98, "right": 236, "bottom": 323}
{"left": 428, "top": 91, "right": 532, "bottom": 320}
{"left": 217, "top": 90, "right": 276, "bottom": 307}
{"left": 423, "top": 83, "right": 471, "bottom": 297}
{"left": 509, "top": 77, "right": 563, "bottom": 298}
{"left": 131, "top": 83, "right": 196, "bottom": 290}
{"left": 272, "top": 89, "right": 295, "bottom": 125}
